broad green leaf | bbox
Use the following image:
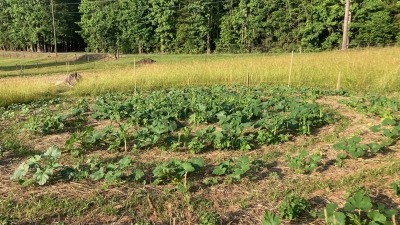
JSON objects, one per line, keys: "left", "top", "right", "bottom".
{"left": 132, "top": 169, "right": 144, "bottom": 181}
{"left": 43, "top": 146, "right": 61, "bottom": 159}
{"left": 262, "top": 211, "right": 280, "bottom": 225}
{"left": 330, "top": 212, "right": 346, "bottom": 225}
{"left": 118, "top": 157, "right": 131, "bottom": 168}
{"left": 212, "top": 165, "right": 227, "bottom": 176}
{"left": 181, "top": 162, "right": 195, "bottom": 173}
{"left": 367, "top": 211, "right": 387, "bottom": 225}
{"left": 382, "top": 118, "right": 396, "bottom": 126}
{"left": 26, "top": 155, "right": 41, "bottom": 165}
{"left": 189, "top": 158, "right": 205, "bottom": 169}
{"left": 370, "top": 125, "right": 381, "bottom": 133}
{"left": 11, "top": 162, "right": 30, "bottom": 180}
{"left": 349, "top": 136, "right": 362, "bottom": 144}
{"left": 34, "top": 169, "right": 50, "bottom": 185}
{"left": 344, "top": 191, "right": 373, "bottom": 212}
{"left": 90, "top": 167, "right": 105, "bottom": 181}
{"left": 333, "top": 143, "right": 346, "bottom": 150}
{"left": 104, "top": 171, "right": 116, "bottom": 183}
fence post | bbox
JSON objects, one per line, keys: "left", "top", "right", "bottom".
{"left": 288, "top": 51, "right": 294, "bottom": 87}
{"left": 134, "top": 57, "right": 137, "bottom": 94}
{"left": 336, "top": 72, "right": 342, "bottom": 90}
{"left": 246, "top": 73, "right": 250, "bottom": 86}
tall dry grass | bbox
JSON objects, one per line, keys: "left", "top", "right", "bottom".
{"left": 1, "top": 47, "right": 399, "bottom": 106}
{"left": 72, "top": 47, "right": 400, "bottom": 96}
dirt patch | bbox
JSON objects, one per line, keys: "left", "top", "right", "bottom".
{"left": 137, "top": 58, "right": 156, "bottom": 65}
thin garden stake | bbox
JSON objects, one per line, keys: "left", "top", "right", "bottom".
{"left": 337, "top": 72, "right": 342, "bottom": 90}
{"left": 288, "top": 51, "right": 294, "bottom": 87}
{"left": 134, "top": 58, "right": 137, "bottom": 94}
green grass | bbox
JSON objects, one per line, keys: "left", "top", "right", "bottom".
{"left": 1, "top": 47, "right": 400, "bottom": 107}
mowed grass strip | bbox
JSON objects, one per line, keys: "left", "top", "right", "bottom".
{"left": 1, "top": 47, "right": 399, "bottom": 106}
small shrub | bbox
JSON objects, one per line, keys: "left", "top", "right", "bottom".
{"left": 278, "top": 195, "right": 310, "bottom": 220}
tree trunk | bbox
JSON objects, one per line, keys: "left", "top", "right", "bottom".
{"left": 341, "top": 0, "right": 350, "bottom": 50}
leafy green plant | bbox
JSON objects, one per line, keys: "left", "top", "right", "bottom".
{"left": 65, "top": 127, "right": 108, "bottom": 156}
{"left": 333, "top": 135, "right": 385, "bottom": 164}
{"left": 288, "top": 150, "right": 321, "bottom": 174}
{"left": 370, "top": 118, "right": 400, "bottom": 146}
{"left": 152, "top": 158, "right": 204, "bottom": 184}
{"left": 11, "top": 146, "right": 62, "bottom": 185}
{"left": 89, "top": 157, "right": 144, "bottom": 185}
{"left": 333, "top": 136, "right": 368, "bottom": 158}
{"left": 323, "top": 203, "right": 346, "bottom": 225}
{"left": 322, "top": 190, "right": 399, "bottom": 225}
{"left": 212, "top": 156, "right": 251, "bottom": 182}
{"left": 25, "top": 113, "right": 67, "bottom": 134}
{"left": 262, "top": 211, "right": 281, "bottom": 225}
{"left": 391, "top": 181, "right": 400, "bottom": 195}
{"left": 278, "top": 195, "right": 310, "bottom": 220}
{"left": 198, "top": 212, "right": 220, "bottom": 225}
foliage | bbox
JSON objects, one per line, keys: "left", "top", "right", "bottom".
{"left": 370, "top": 118, "right": 400, "bottom": 146}
{"left": 333, "top": 135, "right": 385, "bottom": 162}
{"left": 11, "top": 146, "right": 62, "bottom": 185}
{"left": 1, "top": 0, "right": 399, "bottom": 53}
{"left": 391, "top": 181, "right": 400, "bottom": 196}
{"left": 288, "top": 150, "right": 321, "bottom": 174}
{"left": 322, "top": 190, "right": 398, "bottom": 225}
{"left": 212, "top": 156, "right": 253, "bottom": 182}
{"left": 278, "top": 195, "right": 310, "bottom": 220}
{"left": 25, "top": 112, "right": 67, "bottom": 134}
{"left": 198, "top": 212, "right": 220, "bottom": 225}
{"left": 152, "top": 158, "right": 204, "bottom": 184}
{"left": 89, "top": 157, "right": 144, "bottom": 185}
{"left": 262, "top": 211, "right": 281, "bottom": 225}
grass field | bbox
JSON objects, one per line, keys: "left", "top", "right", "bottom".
{"left": 1, "top": 47, "right": 400, "bottom": 107}
{"left": 1, "top": 48, "right": 400, "bottom": 224}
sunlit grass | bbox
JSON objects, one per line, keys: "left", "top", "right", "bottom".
{"left": 1, "top": 47, "right": 399, "bottom": 106}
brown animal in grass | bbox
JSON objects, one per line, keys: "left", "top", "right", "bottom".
{"left": 137, "top": 58, "right": 156, "bottom": 64}
{"left": 65, "top": 72, "right": 81, "bottom": 87}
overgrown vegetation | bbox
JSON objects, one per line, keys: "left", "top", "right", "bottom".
{"left": 1, "top": 85, "right": 400, "bottom": 224}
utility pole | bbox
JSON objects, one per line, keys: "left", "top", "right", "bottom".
{"left": 51, "top": 0, "right": 57, "bottom": 56}
{"left": 341, "top": 0, "right": 350, "bottom": 50}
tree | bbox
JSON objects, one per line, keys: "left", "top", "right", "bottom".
{"left": 149, "top": 0, "right": 179, "bottom": 53}
{"left": 79, "top": 0, "right": 122, "bottom": 57}
{"left": 342, "top": 0, "right": 350, "bottom": 49}
{"left": 119, "top": 0, "right": 153, "bottom": 54}
{"left": 300, "top": 0, "right": 343, "bottom": 50}
{"left": 351, "top": 0, "right": 397, "bottom": 46}
{"left": 176, "top": 0, "right": 212, "bottom": 53}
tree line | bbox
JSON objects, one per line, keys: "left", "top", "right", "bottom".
{"left": 0, "top": 0, "right": 399, "bottom": 55}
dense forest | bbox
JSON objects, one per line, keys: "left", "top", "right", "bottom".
{"left": 0, "top": 0, "right": 399, "bottom": 54}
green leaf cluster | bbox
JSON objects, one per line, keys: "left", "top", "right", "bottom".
{"left": 152, "top": 158, "right": 204, "bottom": 184}
{"left": 322, "top": 191, "right": 398, "bottom": 225}
{"left": 11, "top": 146, "right": 61, "bottom": 185}
{"left": 288, "top": 150, "right": 321, "bottom": 174}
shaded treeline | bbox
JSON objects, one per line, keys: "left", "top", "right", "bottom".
{"left": 0, "top": 0, "right": 399, "bottom": 54}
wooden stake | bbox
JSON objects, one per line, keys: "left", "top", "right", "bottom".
{"left": 134, "top": 58, "right": 137, "bottom": 94}
{"left": 288, "top": 51, "right": 294, "bottom": 87}
{"left": 324, "top": 208, "right": 328, "bottom": 224}
{"left": 337, "top": 72, "right": 342, "bottom": 90}
{"left": 247, "top": 73, "right": 250, "bottom": 86}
